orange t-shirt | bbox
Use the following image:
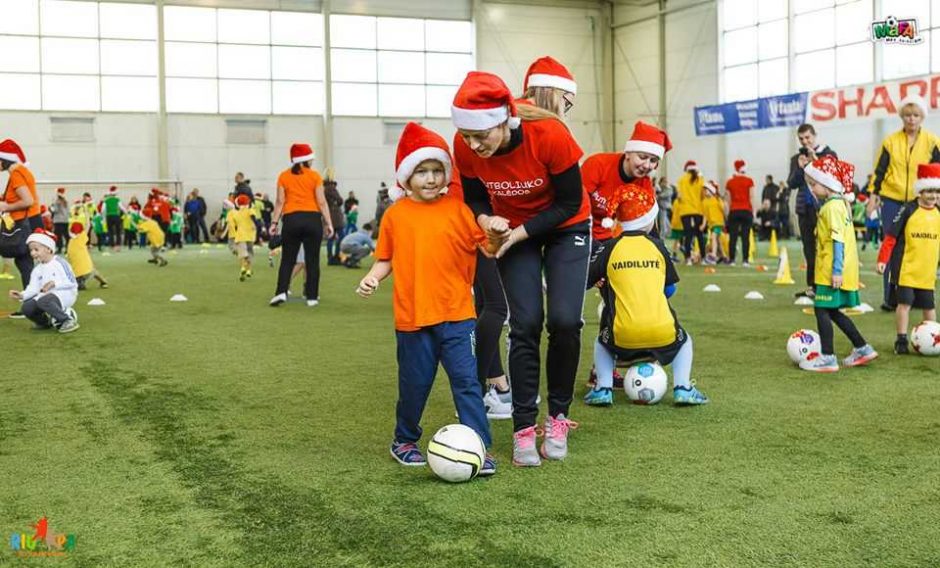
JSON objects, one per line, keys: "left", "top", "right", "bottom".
{"left": 581, "top": 152, "right": 654, "bottom": 241}
{"left": 725, "top": 174, "right": 754, "bottom": 212}
{"left": 375, "top": 195, "right": 485, "bottom": 332}
{"left": 4, "top": 164, "right": 40, "bottom": 221}
{"left": 277, "top": 167, "right": 323, "bottom": 215}
{"left": 453, "top": 119, "right": 588, "bottom": 230}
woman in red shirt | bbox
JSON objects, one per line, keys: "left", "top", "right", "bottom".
{"left": 0, "top": 139, "right": 42, "bottom": 293}
{"left": 452, "top": 72, "right": 588, "bottom": 468}
{"left": 724, "top": 159, "right": 755, "bottom": 266}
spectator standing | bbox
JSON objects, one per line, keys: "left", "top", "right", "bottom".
{"left": 787, "top": 123, "right": 837, "bottom": 299}
{"left": 323, "top": 179, "right": 345, "bottom": 265}
{"left": 50, "top": 188, "right": 70, "bottom": 252}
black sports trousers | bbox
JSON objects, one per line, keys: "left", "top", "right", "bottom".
{"left": 497, "top": 221, "right": 590, "bottom": 431}
{"left": 473, "top": 252, "right": 507, "bottom": 387}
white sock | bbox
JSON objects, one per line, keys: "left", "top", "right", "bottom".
{"left": 593, "top": 338, "right": 616, "bottom": 389}
{"left": 672, "top": 336, "right": 693, "bottom": 390}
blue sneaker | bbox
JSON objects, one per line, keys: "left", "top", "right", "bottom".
{"left": 390, "top": 441, "right": 426, "bottom": 466}
{"left": 479, "top": 454, "right": 497, "bottom": 477}
{"left": 673, "top": 384, "right": 709, "bottom": 405}
{"left": 583, "top": 387, "right": 614, "bottom": 406}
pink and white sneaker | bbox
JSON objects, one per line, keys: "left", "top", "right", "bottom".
{"left": 540, "top": 414, "right": 579, "bottom": 460}
{"left": 512, "top": 425, "right": 541, "bottom": 467}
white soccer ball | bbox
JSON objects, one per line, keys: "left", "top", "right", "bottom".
{"left": 911, "top": 320, "right": 940, "bottom": 356}
{"left": 787, "top": 329, "right": 821, "bottom": 364}
{"left": 624, "top": 362, "right": 668, "bottom": 405}
{"left": 426, "top": 424, "right": 485, "bottom": 483}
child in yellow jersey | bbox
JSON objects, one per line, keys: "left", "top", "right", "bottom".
{"left": 802, "top": 155, "right": 878, "bottom": 372}
{"left": 876, "top": 163, "right": 940, "bottom": 354}
{"left": 668, "top": 199, "right": 684, "bottom": 262}
{"left": 133, "top": 211, "right": 168, "bottom": 267}
{"left": 229, "top": 195, "right": 258, "bottom": 281}
{"left": 701, "top": 180, "right": 726, "bottom": 265}
{"left": 67, "top": 222, "right": 108, "bottom": 289}
{"left": 584, "top": 184, "right": 708, "bottom": 406}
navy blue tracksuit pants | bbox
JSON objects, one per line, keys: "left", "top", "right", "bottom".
{"left": 394, "top": 319, "right": 491, "bottom": 447}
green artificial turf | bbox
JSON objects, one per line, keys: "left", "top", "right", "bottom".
{"left": 0, "top": 241, "right": 938, "bottom": 567}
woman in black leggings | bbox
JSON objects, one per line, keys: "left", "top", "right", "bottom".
{"left": 269, "top": 143, "right": 333, "bottom": 308}
{"left": 452, "top": 71, "right": 589, "bottom": 468}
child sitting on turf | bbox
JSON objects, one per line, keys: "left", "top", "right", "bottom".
{"left": 702, "top": 180, "right": 726, "bottom": 265}
{"left": 801, "top": 155, "right": 878, "bottom": 372}
{"left": 876, "top": 163, "right": 940, "bottom": 354}
{"left": 584, "top": 184, "right": 709, "bottom": 406}
{"left": 7, "top": 229, "right": 79, "bottom": 333}
{"left": 356, "top": 122, "right": 495, "bottom": 476}
{"left": 133, "top": 211, "right": 168, "bottom": 267}
{"left": 67, "top": 221, "right": 108, "bottom": 290}
{"left": 229, "top": 194, "right": 258, "bottom": 281}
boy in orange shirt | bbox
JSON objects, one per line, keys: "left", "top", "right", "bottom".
{"left": 357, "top": 122, "right": 495, "bottom": 476}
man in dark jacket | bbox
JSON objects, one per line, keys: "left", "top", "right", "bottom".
{"left": 234, "top": 172, "right": 253, "bottom": 200}
{"left": 787, "top": 123, "right": 837, "bottom": 299}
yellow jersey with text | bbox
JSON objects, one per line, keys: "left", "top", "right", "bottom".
{"left": 589, "top": 232, "right": 680, "bottom": 349}
{"left": 892, "top": 204, "right": 940, "bottom": 289}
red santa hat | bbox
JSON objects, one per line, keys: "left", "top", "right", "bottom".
{"left": 129, "top": 202, "right": 141, "bottom": 211}
{"left": 804, "top": 155, "right": 854, "bottom": 195}
{"left": 683, "top": 160, "right": 698, "bottom": 172}
{"left": 611, "top": 184, "right": 659, "bottom": 232}
{"left": 704, "top": 179, "right": 720, "bottom": 195}
{"left": 290, "top": 143, "right": 315, "bottom": 165}
{"left": 623, "top": 121, "right": 671, "bottom": 159}
{"left": 56, "top": 187, "right": 66, "bottom": 195}
{"left": 69, "top": 222, "right": 84, "bottom": 235}
{"left": 394, "top": 122, "right": 452, "bottom": 192}
{"left": 235, "top": 194, "right": 251, "bottom": 207}
{"left": 26, "top": 228, "right": 56, "bottom": 252}
{"left": 914, "top": 163, "right": 940, "bottom": 193}
{"left": 451, "top": 71, "right": 521, "bottom": 131}
{"left": 0, "top": 139, "right": 26, "bottom": 164}
{"left": 734, "top": 159, "right": 747, "bottom": 174}
{"left": 523, "top": 56, "right": 577, "bottom": 95}
{"left": 899, "top": 94, "right": 928, "bottom": 117}
{"left": 109, "top": 185, "right": 117, "bottom": 193}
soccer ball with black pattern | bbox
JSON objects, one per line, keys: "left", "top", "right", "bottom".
{"left": 624, "top": 362, "right": 668, "bottom": 405}
{"left": 426, "top": 424, "right": 485, "bottom": 483}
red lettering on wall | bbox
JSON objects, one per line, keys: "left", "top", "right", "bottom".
{"left": 899, "top": 80, "right": 927, "bottom": 100}
{"left": 930, "top": 76, "right": 940, "bottom": 110}
{"left": 838, "top": 87, "right": 864, "bottom": 118}
{"left": 811, "top": 91, "right": 837, "bottom": 121}
{"left": 866, "top": 85, "right": 896, "bottom": 115}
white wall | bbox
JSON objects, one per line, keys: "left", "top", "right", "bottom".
{"left": 0, "top": 0, "right": 601, "bottom": 224}
{"left": 613, "top": 0, "right": 940, "bottom": 194}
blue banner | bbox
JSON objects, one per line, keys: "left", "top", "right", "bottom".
{"left": 694, "top": 92, "right": 808, "bottom": 136}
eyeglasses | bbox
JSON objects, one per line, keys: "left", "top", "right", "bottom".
{"left": 563, "top": 94, "right": 575, "bottom": 114}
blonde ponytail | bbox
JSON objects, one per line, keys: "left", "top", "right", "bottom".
{"left": 516, "top": 102, "right": 568, "bottom": 130}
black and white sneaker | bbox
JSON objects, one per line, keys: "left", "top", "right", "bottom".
{"left": 9, "top": 311, "right": 25, "bottom": 319}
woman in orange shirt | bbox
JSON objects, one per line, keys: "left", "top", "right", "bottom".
{"left": 269, "top": 143, "right": 333, "bottom": 307}
{"left": 0, "top": 139, "right": 42, "bottom": 294}
{"left": 452, "top": 72, "right": 588, "bottom": 468}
